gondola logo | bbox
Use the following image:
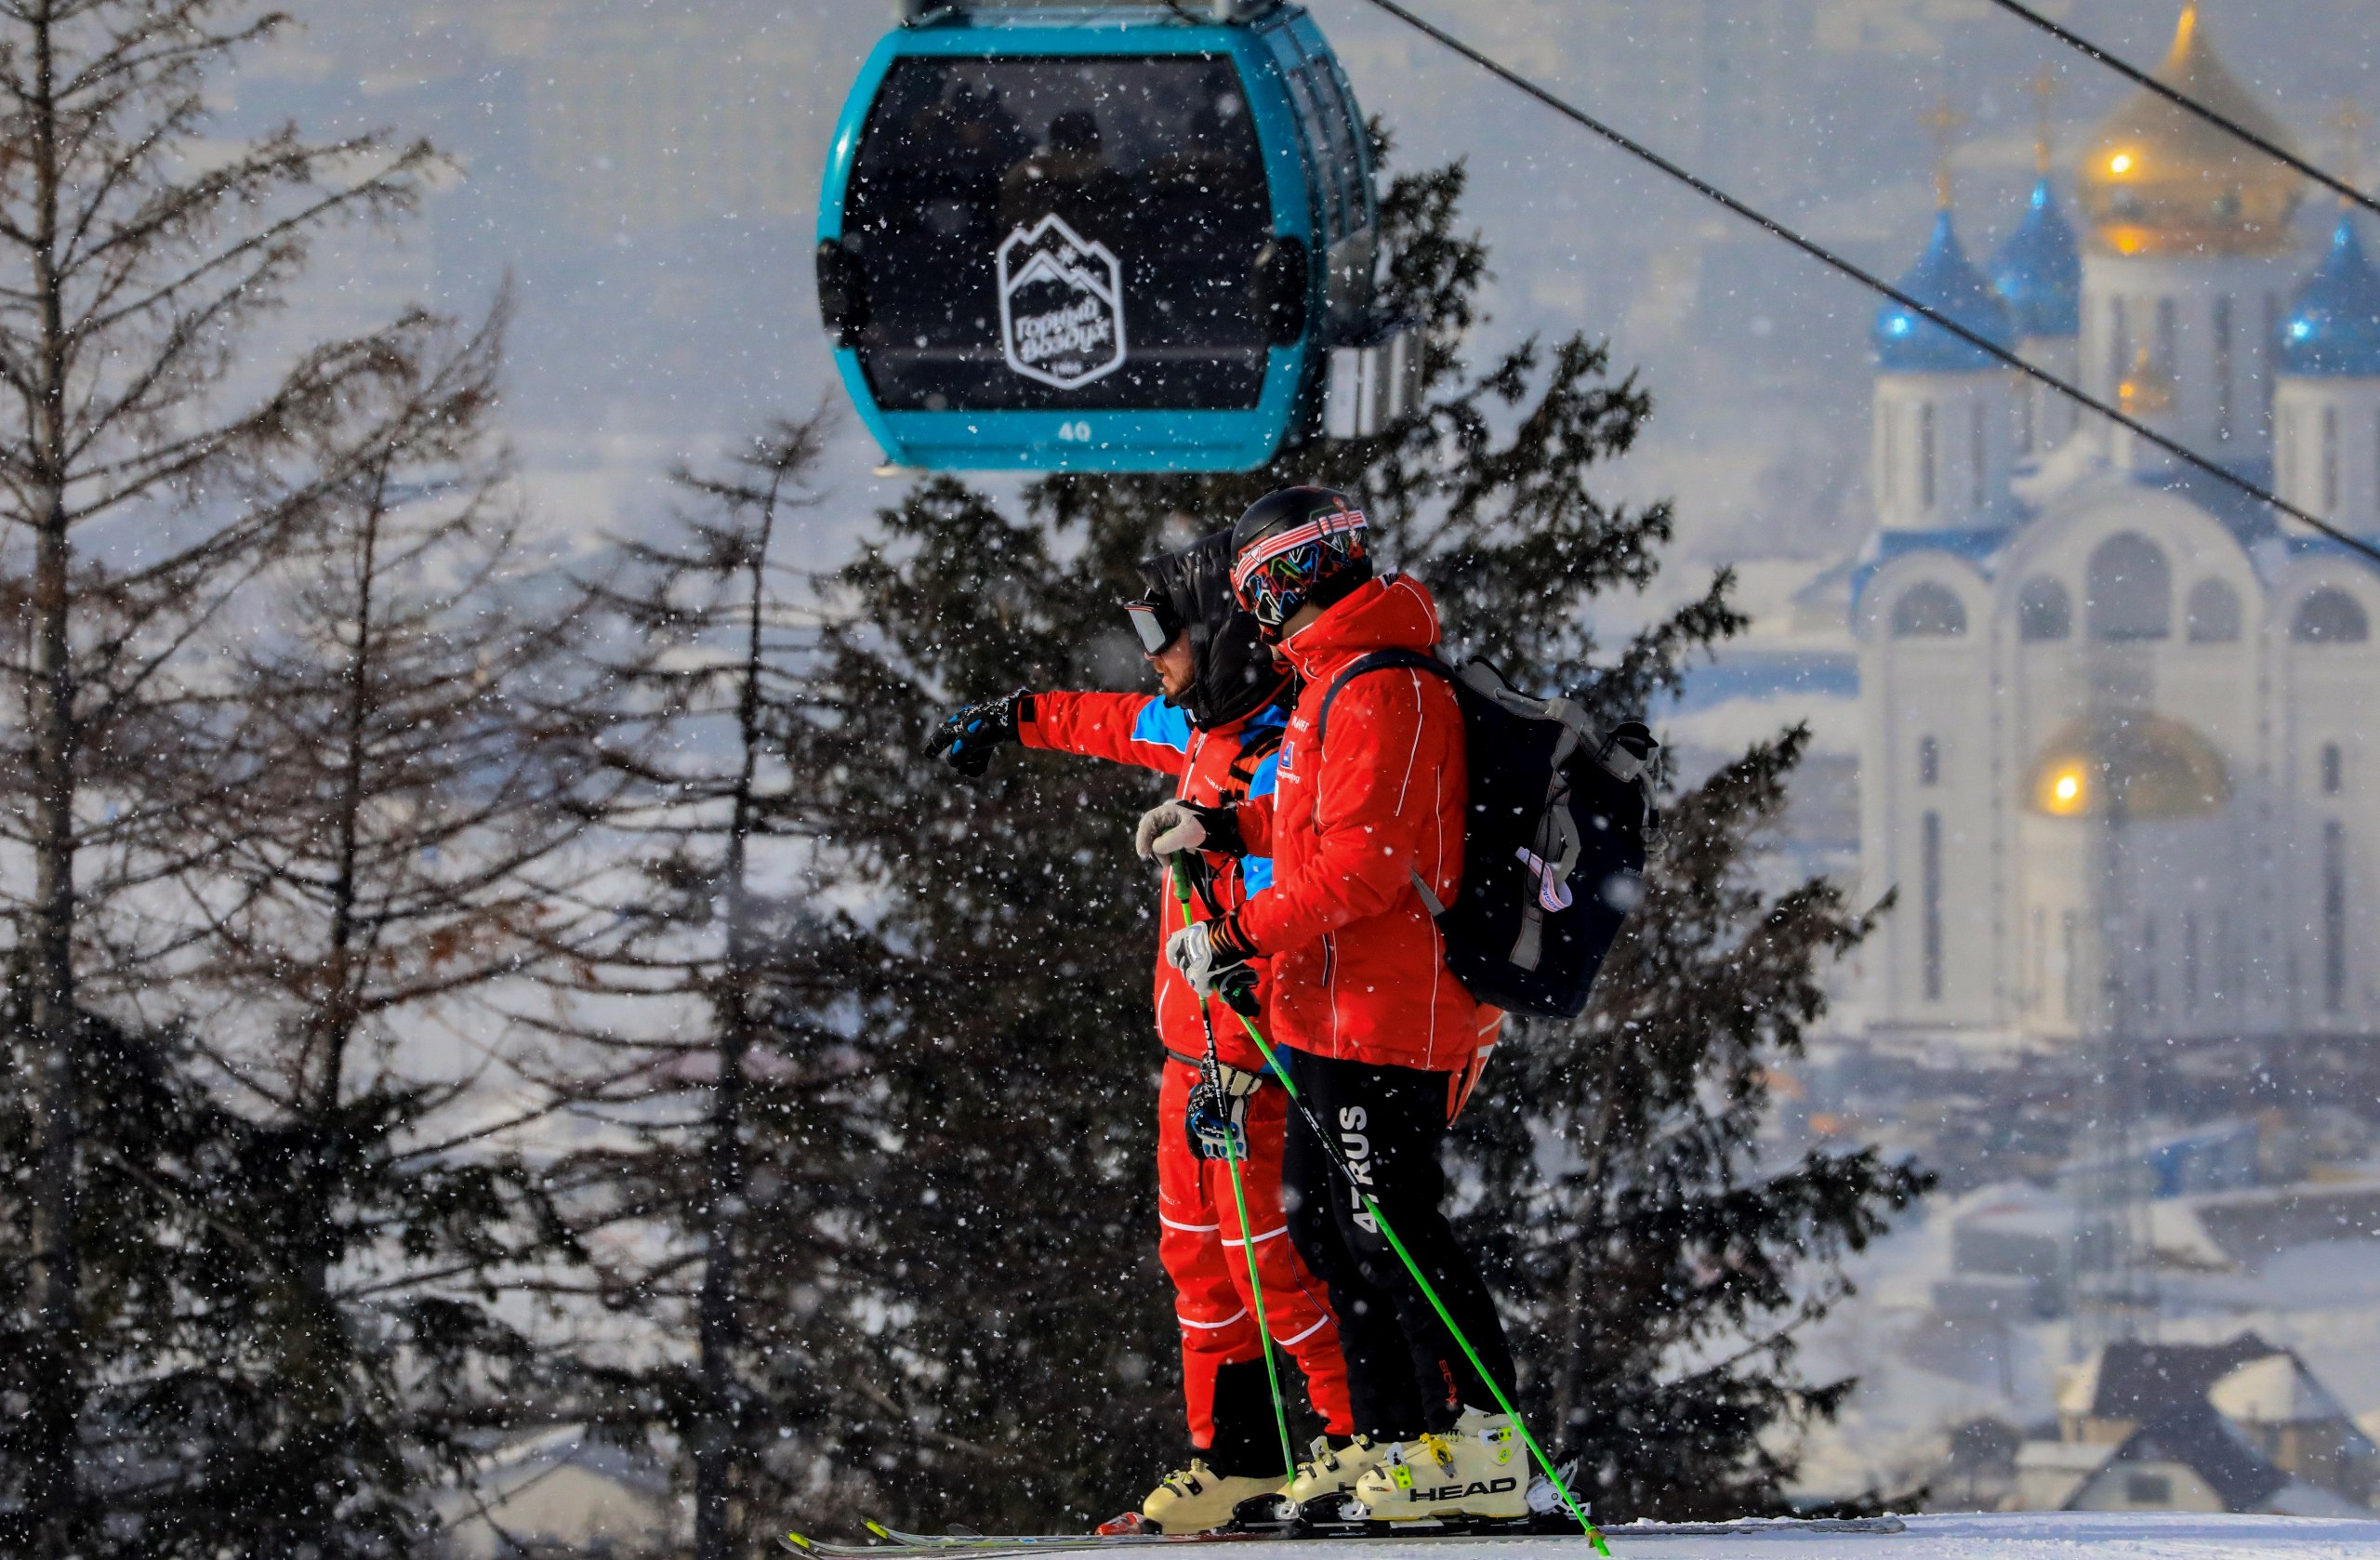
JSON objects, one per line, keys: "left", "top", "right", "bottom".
{"left": 996, "top": 214, "right": 1127, "bottom": 390}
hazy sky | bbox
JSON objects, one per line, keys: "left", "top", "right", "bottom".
{"left": 223, "top": 1, "right": 2379, "bottom": 585}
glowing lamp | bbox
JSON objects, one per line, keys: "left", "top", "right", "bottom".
{"left": 2041, "top": 763, "right": 2090, "bottom": 816}
{"left": 2109, "top": 152, "right": 2135, "bottom": 175}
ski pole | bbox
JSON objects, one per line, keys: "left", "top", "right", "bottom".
{"left": 1170, "top": 862, "right": 1298, "bottom": 1487}
{"left": 1206, "top": 985, "right": 1607, "bottom": 1553}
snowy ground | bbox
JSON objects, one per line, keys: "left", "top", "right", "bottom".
{"left": 1201, "top": 1513, "right": 2380, "bottom": 1560}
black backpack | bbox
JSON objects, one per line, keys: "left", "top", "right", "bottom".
{"left": 1314, "top": 650, "right": 1659, "bottom": 1020}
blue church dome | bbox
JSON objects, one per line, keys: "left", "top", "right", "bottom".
{"left": 1873, "top": 209, "right": 2017, "bottom": 374}
{"left": 2281, "top": 213, "right": 2380, "bottom": 378}
{"left": 1990, "top": 178, "right": 2082, "bottom": 339}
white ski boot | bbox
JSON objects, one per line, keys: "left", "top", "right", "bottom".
{"left": 1260, "top": 1433, "right": 1385, "bottom": 1520}
{"left": 1111, "top": 1461, "right": 1282, "bottom": 1535}
{"left": 1347, "top": 1408, "right": 1528, "bottom": 1522}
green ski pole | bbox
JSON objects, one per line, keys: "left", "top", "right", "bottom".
{"left": 1170, "top": 862, "right": 1298, "bottom": 1487}
{"left": 1207, "top": 991, "right": 1607, "bottom": 1553}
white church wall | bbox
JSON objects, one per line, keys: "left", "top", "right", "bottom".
{"left": 2016, "top": 335, "right": 2082, "bottom": 459}
{"left": 2079, "top": 251, "right": 2298, "bottom": 464}
{"left": 2268, "top": 562, "right": 2380, "bottom": 1034}
{"left": 1873, "top": 371, "right": 2022, "bottom": 531}
{"left": 2274, "top": 377, "right": 2380, "bottom": 537}
{"left": 1856, "top": 487, "right": 2323, "bottom": 1053}
{"left": 2010, "top": 810, "right": 2093, "bottom": 1039}
{"left": 1858, "top": 557, "right": 2002, "bottom": 1034}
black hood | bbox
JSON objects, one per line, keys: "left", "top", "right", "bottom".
{"left": 1138, "top": 529, "right": 1288, "bottom": 730}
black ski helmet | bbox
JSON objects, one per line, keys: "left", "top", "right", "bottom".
{"left": 1227, "top": 486, "right": 1372, "bottom": 638}
{"left": 1129, "top": 529, "right": 1288, "bottom": 730}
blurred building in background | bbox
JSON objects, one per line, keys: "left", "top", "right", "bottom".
{"left": 1849, "top": 7, "right": 2380, "bottom": 1060}
{"left": 1997, "top": 1334, "right": 2377, "bottom": 1514}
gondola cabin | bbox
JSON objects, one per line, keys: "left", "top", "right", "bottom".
{"left": 817, "top": 0, "right": 1415, "bottom": 471}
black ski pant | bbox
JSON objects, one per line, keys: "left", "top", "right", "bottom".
{"left": 1278, "top": 1046, "right": 1516, "bottom": 1440}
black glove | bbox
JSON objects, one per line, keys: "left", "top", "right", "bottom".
{"left": 1184, "top": 1056, "right": 1263, "bottom": 1161}
{"left": 1213, "top": 962, "right": 1261, "bottom": 1019}
{"left": 926, "top": 691, "right": 1030, "bottom": 778}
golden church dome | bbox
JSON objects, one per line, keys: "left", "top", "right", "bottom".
{"left": 2029, "top": 713, "right": 2230, "bottom": 821}
{"left": 2075, "top": 5, "right": 2305, "bottom": 257}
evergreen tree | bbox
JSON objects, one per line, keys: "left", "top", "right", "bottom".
{"left": 785, "top": 476, "right": 1196, "bottom": 1535}
{"left": 768, "top": 142, "right": 1924, "bottom": 1534}
{"left": 550, "top": 415, "right": 885, "bottom": 1560}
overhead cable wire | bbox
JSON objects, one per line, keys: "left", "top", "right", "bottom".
{"left": 1348, "top": 0, "right": 2380, "bottom": 569}
{"left": 1982, "top": 0, "right": 2380, "bottom": 226}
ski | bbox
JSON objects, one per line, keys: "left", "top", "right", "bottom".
{"left": 781, "top": 1514, "right": 1906, "bottom": 1557}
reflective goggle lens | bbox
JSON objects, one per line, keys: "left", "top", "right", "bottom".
{"left": 1124, "top": 601, "right": 1177, "bottom": 655}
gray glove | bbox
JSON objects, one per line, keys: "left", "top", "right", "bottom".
{"left": 1134, "top": 799, "right": 1244, "bottom": 861}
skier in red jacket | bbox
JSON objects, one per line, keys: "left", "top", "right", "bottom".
{"left": 1139, "top": 489, "right": 1522, "bottom": 1525}
{"left": 927, "top": 530, "right": 1353, "bottom": 1534}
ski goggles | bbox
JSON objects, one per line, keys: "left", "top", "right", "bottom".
{"left": 1122, "top": 593, "right": 1183, "bottom": 656}
{"left": 1229, "top": 509, "right": 1367, "bottom": 622}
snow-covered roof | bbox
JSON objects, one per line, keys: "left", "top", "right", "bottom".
{"left": 2105, "top": 1404, "right": 2287, "bottom": 1513}
{"left": 2057, "top": 1334, "right": 2278, "bottom": 1420}
{"left": 2208, "top": 1355, "right": 2347, "bottom": 1426}
{"left": 2015, "top": 1438, "right": 2116, "bottom": 1474}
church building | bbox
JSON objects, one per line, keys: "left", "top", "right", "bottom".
{"left": 1852, "top": 6, "right": 2380, "bottom": 1053}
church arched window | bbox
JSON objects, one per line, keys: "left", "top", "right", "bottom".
{"left": 2186, "top": 579, "right": 2242, "bottom": 643}
{"left": 2085, "top": 533, "right": 2171, "bottom": 641}
{"left": 2017, "top": 576, "right": 2070, "bottom": 641}
{"left": 2292, "top": 588, "right": 2371, "bottom": 644}
{"left": 1892, "top": 582, "right": 1966, "bottom": 638}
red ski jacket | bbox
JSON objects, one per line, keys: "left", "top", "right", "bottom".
{"left": 1222, "top": 574, "right": 1484, "bottom": 1073}
{"left": 1020, "top": 692, "right": 1282, "bottom": 1072}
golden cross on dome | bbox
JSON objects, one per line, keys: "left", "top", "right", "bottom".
{"left": 1923, "top": 96, "right": 1966, "bottom": 209}
{"left": 2031, "top": 66, "right": 2061, "bottom": 178}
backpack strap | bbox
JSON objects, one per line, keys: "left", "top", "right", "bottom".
{"left": 1311, "top": 648, "right": 1460, "bottom": 918}
{"left": 1313, "top": 648, "right": 1450, "bottom": 750}
{"left": 1222, "top": 722, "right": 1284, "bottom": 802}
{"left": 1184, "top": 724, "right": 1288, "bottom": 920}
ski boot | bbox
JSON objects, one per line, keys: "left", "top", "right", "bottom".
{"left": 1104, "top": 1460, "right": 1282, "bottom": 1535}
{"left": 1348, "top": 1409, "right": 1528, "bottom": 1522}
{"left": 1232, "top": 1434, "right": 1386, "bottom": 1527}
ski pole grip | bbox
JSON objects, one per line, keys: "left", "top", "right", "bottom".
{"left": 1216, "top": 964, "right": 1261, "bottom": 1019}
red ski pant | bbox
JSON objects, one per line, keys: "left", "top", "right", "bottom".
{"left": 1157, "top": 1056, "right": 1354, "bottom": 1453}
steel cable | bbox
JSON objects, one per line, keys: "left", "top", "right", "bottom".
{"left": 1348, "top": 0, "right": 2380, "bottom": 568}
{"left": 1983, "top": 0, "right": 2380, "bottom": 226}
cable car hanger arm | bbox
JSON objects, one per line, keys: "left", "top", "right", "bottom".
{"left": 1983, "top": 0, "right": 2380, "bottom": 228}
{"left": 1350, "top": 0, "right": 2380, "bottom": 570}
